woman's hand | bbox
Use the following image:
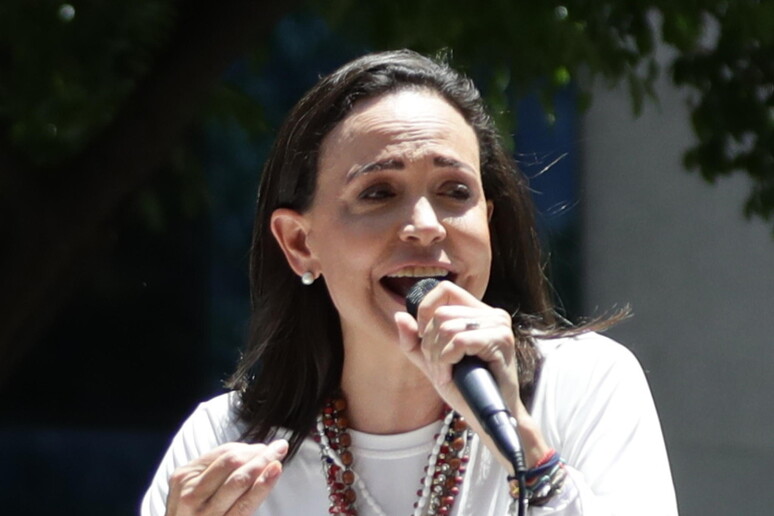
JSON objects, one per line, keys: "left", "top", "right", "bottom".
{"left": 395, "top": 281, "right": 519, "bottom": 413}
{"left": 394, "top": 281, "right": 549, "bottom": 470}
{"left": 165, "top": 439, "right": 288, "bottom": 516}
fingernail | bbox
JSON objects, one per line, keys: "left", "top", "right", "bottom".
{"left": 263, "top": 462, "right": 281, "bottom": 480}
{"left": 269, "top": 439, "right": 289, "bottom": 455}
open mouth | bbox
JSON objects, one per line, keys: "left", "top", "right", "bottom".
{"left": 380, "top": 266, "right": 454, "bottom": 299}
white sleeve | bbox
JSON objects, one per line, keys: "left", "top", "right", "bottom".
{"left": 140, "top": 393, "right": 242, "bottom": 516}
{"left": 530, "top": 334, "right": 678, "bottom": 515}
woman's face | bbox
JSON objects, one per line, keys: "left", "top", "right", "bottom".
{"left": 301, "top": 89, "right": 492, "bottom": 345}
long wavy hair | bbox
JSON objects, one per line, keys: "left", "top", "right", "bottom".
{"left": 228, "top": 49, "right": 582, "bottom": 458}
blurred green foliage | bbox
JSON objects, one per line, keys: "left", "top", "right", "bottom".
{"left": 1, "top": 0, "right": 772, "bottom": 225}
{"left": 668, "top": 1, "right": 774, "bottom": 220}
{"left": 0, "top": 0, "right": 174, "bottom": 164}
{"left": 316, "top": 0, "right": 774, "bottom": 223}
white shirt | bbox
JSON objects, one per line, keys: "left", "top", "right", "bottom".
{"left": 141, "top": 332, "right": 678, "bottom": 515}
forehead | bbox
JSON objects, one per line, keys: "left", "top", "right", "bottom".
{"left": 319, "top": 89, "right": 479, "bottom": 167}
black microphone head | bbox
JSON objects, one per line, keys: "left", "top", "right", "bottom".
{"left": 405, "top": 278, "right": 440, "bottom": 318}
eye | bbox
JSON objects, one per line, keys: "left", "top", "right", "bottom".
{"left": 440, "top": 182, "right": 472, "bottom": 201}
{"left": 358, "top": 183, "right": 396, "bottom": 201}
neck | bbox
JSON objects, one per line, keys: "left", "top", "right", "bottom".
{"left": 338, "top": 337, "right": 444, "bottom": 434}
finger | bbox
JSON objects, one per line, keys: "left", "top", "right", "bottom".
{"left": 394, "top": 311, "right": 431, "bottom": 376}
{"left": 436, "top": 327, "right": 504, "bottom": 365}
{"left": 394, "top": 311, "right": 419, "bottom": 353}
{"left": 429, "top": 305, "right": 511, "bottom": 329}
{"left": 414, "top": 281, "right": 487, "bottom": 334}
{"left": 412, "top": 309, "right": 483, "bottom": 384}
{"left": 420, "top": 308, "right": 504, "bottom": 374}
{"left": 167, "top": 443, "right": 258, "bottom": 513}
{"left": 180, "top": 443, "right": 267, "bottom": 507}
{"left": 425, "top": 319, "right": 487, "bottom": 385}
{"left": 454, "top": 325, "right": 520, "bottom": 401}
{"left": 223, "top": 460, "right": 283, "bottom": 516}
{"left": 419, "top": 317, "right": 455, "bottom": 384}
{"left": 205, "top": 440, "right": 289, "bottom": 514}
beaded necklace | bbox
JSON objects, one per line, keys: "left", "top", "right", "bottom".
{"left": 314, "top": 397, "right": 472, "bottom": 516}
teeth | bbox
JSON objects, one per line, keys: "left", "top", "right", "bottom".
{"left": 387, "top": 266, "right": 449, "bottom": 278}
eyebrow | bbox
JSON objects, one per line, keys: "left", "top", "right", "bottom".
{"left": 345, "top": 156, "right": 476, "bottom": 184}
{"left": 345, "top": 159, "right": 404, "bottom": 184}
{"left": 434, "top": 156, "right": 477, "bottom": 175}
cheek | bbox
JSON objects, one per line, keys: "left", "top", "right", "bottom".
{"left": 479, "top": 220, "right": 493, "bottom": 273}
{"left": 450, "top": 209, "right": 493, "bottom": 295}
{"left": 311, "top": 220, "right": 380, "bottom": 277}
{"left": 313, "top": 237, "right": 383, "bottom": 322}
{"left": 452, "top": 206, "right": 492, "bottom": 245}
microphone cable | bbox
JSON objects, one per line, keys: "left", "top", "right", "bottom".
{"left": 509, "top": 446, "right": 528, "bottom": 516}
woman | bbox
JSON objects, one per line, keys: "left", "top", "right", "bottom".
{"left": 142, "top": 50, "right": 677, "bottom": 515}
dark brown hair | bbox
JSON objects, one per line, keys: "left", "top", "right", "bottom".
{"left": 228, "top": 49, "right": 574, "bottom": 458}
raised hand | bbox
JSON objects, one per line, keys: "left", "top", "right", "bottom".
{"left": 165, "top": 439, "right": 288, "bottom": 516}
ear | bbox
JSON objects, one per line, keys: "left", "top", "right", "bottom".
{"left": 486, "top": 200, "right": 494, "bottom": 222}
{"left": 270, "top": 208, "right": 318, "bottom": 277}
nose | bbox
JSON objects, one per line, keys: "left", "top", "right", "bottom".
{"left": 399, "top": 197, "right": 447, "bottom": 245}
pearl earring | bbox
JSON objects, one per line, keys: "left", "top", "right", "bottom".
{"left": 301, "top": 272, "right": 315, "bottom": 285}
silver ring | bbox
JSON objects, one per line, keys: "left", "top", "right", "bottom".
{"left": 464, "top": 320, "right": 480, "bottom": 330}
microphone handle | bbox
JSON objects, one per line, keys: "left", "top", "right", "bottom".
{"left": 453, "top": 356, "right": 525, "bottom": 469}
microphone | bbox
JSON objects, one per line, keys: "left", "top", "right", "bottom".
{"left": 405, "top": 278, "right": 526, "bottom": 474}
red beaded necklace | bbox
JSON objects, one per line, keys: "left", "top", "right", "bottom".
{"left": 314, "top": 396, "right": 471, "bottom": 516}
